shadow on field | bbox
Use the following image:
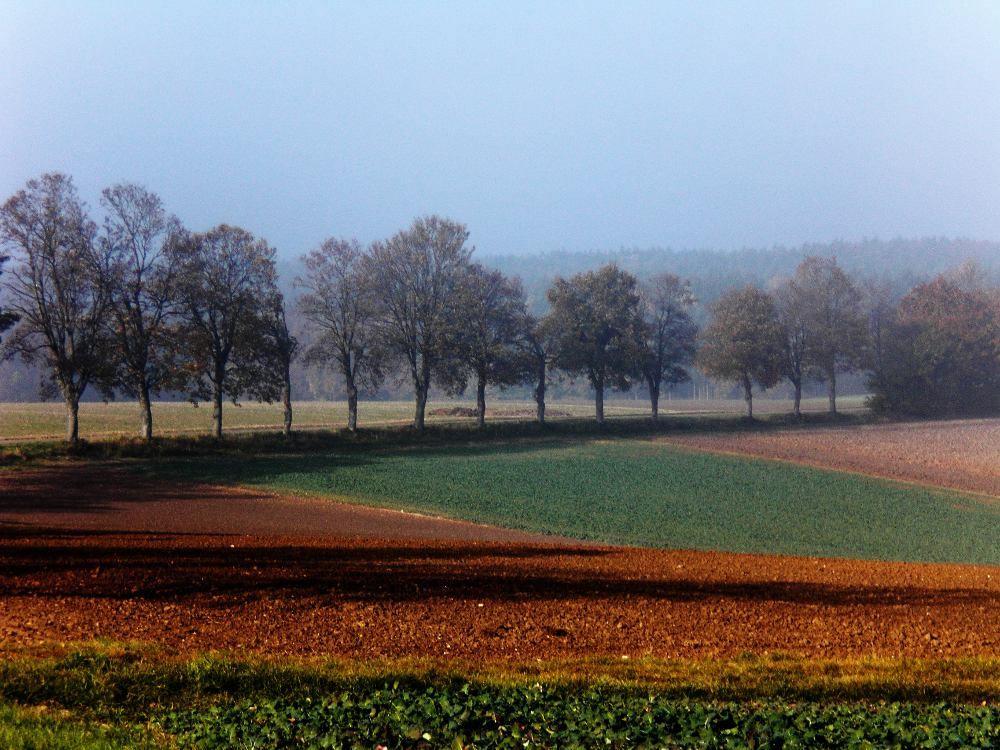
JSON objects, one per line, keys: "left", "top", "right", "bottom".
{"left": 0, "top": 456, "right": 375, "bottom": 514}
{"left": 130, "top": 437, "right": 576, "bottom": 487}
{"left": 0, "top": 529, "right": 995, "bottom": 612}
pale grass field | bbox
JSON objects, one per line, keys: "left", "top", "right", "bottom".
{"left": 0, "top": 394, "right": 866, "bottom": 441}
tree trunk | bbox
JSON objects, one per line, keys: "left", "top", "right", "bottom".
{"left": 212, "top": 381, "right": 224, "bottom": 439}
{"left": 476, "top": 374, "right": 486, "bottom": 428}
{"left": 413, "top": 383, "right": 427, "bottom": 431}
{"left": 792, "top": 378, "right": 802, "bottom": 419}
{"left": 346, "top": 379, "right": 358, "bottom": 432}
{"left": 139, "top": 382, "right": 153, "bottom": 440}
{"left": 828, "top": 369, "right": 837, "bottom": 415}
{"left": 413, "top": 356, "right": 432, "bottom": 430}
{"left": 595, "top": 378, "right": 605, "bottom": 424}
{"left": 534, "top": 359, "right": 546, "bottom": 424}
{"left": 648, "top": 376, "right": 660, "bottom": 424}
{"left": 282, "top": 374, "right": 292, "bottom": 436}
{"left": 743, "top": 374, "right": 754, "bottom": 421}
{"left": 65, "top": 394, "right": 80, "bottom": 444}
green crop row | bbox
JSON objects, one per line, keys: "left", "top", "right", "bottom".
{"left": 7, "top": 646, "right": 1000, "bottom": 749}
{"left": 162, "top": 685, "right": 1000, "bottom": 749}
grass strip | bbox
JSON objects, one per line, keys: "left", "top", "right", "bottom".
{"left": 3, "top": 644, "right": 1000, "bottom": 722}
{"left": 0, "top": 409, "right": 874, "bottom": 467}
{"left": 0, "top": 702, "right": 173, "bottom": 749}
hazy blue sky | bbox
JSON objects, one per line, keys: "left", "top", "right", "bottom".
{"left": 3, "top": 2, "right": 999, "bottom": 258}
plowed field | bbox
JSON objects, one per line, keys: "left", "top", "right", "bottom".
{"left": 2, "top": 465, "right": 1000, "bottom": 661}
{"left": 659, "top": 417, "right": 1000, "bottom": 498}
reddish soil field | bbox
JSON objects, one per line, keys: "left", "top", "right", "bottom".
{"left": 3, "top": 465, "right": 1000, "bottom": 661}
{"left": 659, "top": 417, "right": 1000, "bottom": 498}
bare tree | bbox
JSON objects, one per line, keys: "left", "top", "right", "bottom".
{"left": 639, "top": 273, "right": 697, "bottom": 423}
{"left": 364, "top": 216, "right": 473, "bottom": 430}
{"left": 0, "top": 254, "right": 18, "bottom": 347}
{"left": 99, "top": 182, "right": 189, "bottom": 439}
{"left": 448, "top": 263, "right": 530, "bottom": 426}
{"left": 296, "top": 238, "right": 382, "bottom": 432}
{"left": 772, "top": 278, "right": 810, "bottom": 418}
{"left": 793, "top": 256, "right": 869, "bottom": 415}
{"left": 260, "top": 291, "right": 298, "bottom": 435}
{"left": 0, "top": 173, "right": 112, "bottom": 443}
{"left": 177, "top": 224, "right": 279, "bottom": 438}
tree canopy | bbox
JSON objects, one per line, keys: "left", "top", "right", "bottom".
{"left": 639, "top": 273, "right": 697, "bottom": 422}
{"left": 177, "top": 224, "right": 280, "bottom": 438}
{"left": 364, "top": 216, "right": 473, "bottom": 430}
{"left": 0, "top": 173, "right": 111, "bottom": 442}
{"left": 297, "top": 238, "right": 382, "bottom": 431}
{"left": 543, "top": 263, "right": 646, "bottom": 423}
{"left": 696, "top": 285, "right": 784, "bottom": 420}
{"left": 867, "top": 276, "right": 1000, "bottom": 416}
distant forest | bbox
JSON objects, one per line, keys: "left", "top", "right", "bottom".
{"left": 2, "top": 235, "right": 997, "bottom": 404}
{"left": 483, "top": 237, "right": 1000, "bottom": 318}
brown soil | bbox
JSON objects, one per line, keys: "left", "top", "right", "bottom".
{"left": 658, "top": 417, "right": 1000, "bottom": 498}
{"left": 3, "top": 465, "right": 1000, "bottom": 661}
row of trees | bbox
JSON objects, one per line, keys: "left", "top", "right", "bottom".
{"left": 294, "top": 232, "right": 880, "bottom": 426}
{"left": 698, "top": 257, "right": 869, "bottom": 420}
{"left": 296, "top": 220, "right": 699, "bottom": 430}
{"left": 698, "top": 256, "right": 1000, "bottom": 421}
{"left": 0, "top": 174, "right": 293, "bottom": 442}
{"left": 2, "top": 173, "right": 994, "bottom": 443}
{"left": 0, "top": 174, "right": 704, "bottom": 440}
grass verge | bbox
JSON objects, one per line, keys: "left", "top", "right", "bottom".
{"left": 5, "top": 645, "right": 1000, "bottom": 748}
{"left": 0, "top": 408, "right": 875, "bottom": 467}
{"left": 3, "top": 643, "right": 1000, "bottom": 720}
{"left": 0, "top": 702, "right": 174, "bottom": 749}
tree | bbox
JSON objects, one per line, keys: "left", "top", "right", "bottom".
{"left": 772, "top": 278, "right": 810, "bottom": 418}
{"left": 448, "top": 263, "right": 530, "bottom": 426}
{"left": 639, "top": 273, "right": 697, "bottom": 423}
{"left": 792, "top": 256, "right": 868, "bottom": 415}
{"left": 98, "top": 182, "right": 188, "bottom": 439}
{"left": 296, "top": 238, "right": 382, "bottom": 432}
{"left": 0, "top": 173, "right": 112, "bottom": 443}
{"left": 260, "top": 291, "right": 298, "bottom": 436}
{"left": 177, "top": 224, "right": 279, "bottom": 438}
{"left": 364, "top": 216, "right": 473, "bottom": 430}
{"left": 543, "top": 263, "right": 646, "bottom": 423}
{"left": 0, "top": 255, "right": 18, "bottom": 347}
{"left": 860, "top": 277, "right": 898, "bottom": 387}
{"left": 523, "top": 317, "right": 553, "bottom": 424}
{"left": 696, "top": 285, "right": 784, "bottom": 420}
{"left": 867, "top": 276, "right": 1000, "bottom": 416}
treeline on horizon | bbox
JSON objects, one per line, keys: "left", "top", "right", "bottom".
{"left": 0, "top": 172, "right": 996, "bottom": 441}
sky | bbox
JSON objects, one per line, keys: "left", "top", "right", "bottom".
{"left": 3, "top": 2, "right": 1000, "bottom": 259}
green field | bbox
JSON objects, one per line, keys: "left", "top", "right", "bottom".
{"left": 135, "top": 436, "right": 1000, "bottom": 565}
{"left": 0, "top": 395, "right": 867, "bottom": 441}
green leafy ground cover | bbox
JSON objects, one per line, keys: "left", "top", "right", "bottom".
{"left": 6, "top": 648, "right": 1000, "bottom": 749}
{"left": 136, "top": 438, "right": 1000, "bottom": 564}
{"left": 163, "top": 688, "right": 1000, "bottom": 749}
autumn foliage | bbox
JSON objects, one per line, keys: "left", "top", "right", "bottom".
{"left": 867, "top": 276, "right": 1000, "bottom": 416}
